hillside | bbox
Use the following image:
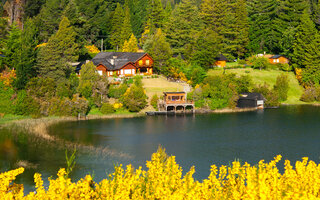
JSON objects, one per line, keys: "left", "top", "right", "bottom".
{"left": 207, "top": 68, "right": 305, "bottom": 104}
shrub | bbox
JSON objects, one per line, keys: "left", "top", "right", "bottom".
{"left": 121, "top": 84, "right": 148, "bottom": 112}
{"left": 57, "top": 82, "right": 72, "bottom": 98}
{"left": 26, "top": 77, "right": 56, "bottom": 99}
{"left": 150, "top": 95, "right": 159, "bottom": 110}
{"left": 108, "top": 84, "right": 128, "bottom": 99}
{"left": 48, "top": 95, "right": 89, "bottom": 116}
{"left": 0, "top": 81, "right": 15, "bottom": 114}
{"left": 238, "top": 60, "right": 247, "bottom": 65}
{"left": 253, "top": 83, "right": 280, "bottom": 107}
{"left": 14, "top": 90, "right": 39, "bottom": 116}
{"left": 78, "top": 80, "right": 92, "bottom": 99}
{"left": 273, "top": 74, "right": 289, "bottom": 101}
{"left": 300, "top": 87, "right": 317, "bottom": 102}
{"left": 279, "top": 63, "right": 292, "bottom": 72}
{"left": 100, "top": 103, "right": 115, "bottom": 114}
{"left": 249, "top": 56, "right": 270, "bottom": 70}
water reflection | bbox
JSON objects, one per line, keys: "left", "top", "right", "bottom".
{"left": 1, "top": 105, "right": 320, "bottom": 193}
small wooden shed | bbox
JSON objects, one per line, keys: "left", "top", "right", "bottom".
{"left": 269, "top": 55, "right": 289, "bottom": 64}
{"left": 237, "top": 93, "right": 265, "bottom": 109}
{"left": 214, "top": 54, "right": 228, "bottom": 67}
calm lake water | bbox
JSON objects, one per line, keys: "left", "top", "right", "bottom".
{"left": 1, "top": 105, "right": 320, "bottom": 192}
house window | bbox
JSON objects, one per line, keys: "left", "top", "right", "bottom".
{"left": 139, "top": 60, "right": 143, "bottom": 66}
{"left": 110, "top": 71, "right": 113, "bottom": 75}
{"left": 121, "top": 69, "right": 124, "bottom": 75}
{"left": 124, "top": 69, "right": 132, "bottom": 74}
{"left": 146, "top": 59, "right": 150, "bottom": 66}
{"left": 97, "top": 70, "right": 103, "bottom": 75}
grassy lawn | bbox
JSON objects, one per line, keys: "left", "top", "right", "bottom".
{"left": 142, "top": 76, "right": 185, "bottom": 98}
{"left": 207, "top": 68, "right": 305, "bottom": 104}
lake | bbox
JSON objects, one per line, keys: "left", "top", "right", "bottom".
{"left": 1, "top": 105, "right": 320, "bottom": 192}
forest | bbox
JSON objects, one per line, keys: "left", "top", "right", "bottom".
{"left": 0, "top": 0, "right": 320, "bottom": 116}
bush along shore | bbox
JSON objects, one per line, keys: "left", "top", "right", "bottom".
{"left": 2, "top": 147, "right": 320, "bottom": 199}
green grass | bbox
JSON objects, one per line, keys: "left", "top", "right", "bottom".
{"left": 207, "top": 68, "right": 305, "bottom": 104}
{"left": 88, "top": 107, "right": 133, "bottom": 116}
{"left": 0, "top": 114, "right": 31, "bottom": 125}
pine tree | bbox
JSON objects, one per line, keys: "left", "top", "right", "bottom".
{"left": 166, "top": 0, "right": 202, "bottom": 56}
{"left": 144, "top": 28, "right": 172, "bottom": 71}
{"left": 37, "top": 0, "right": 68, "bottom": 42}
{"left": 233, "top": 0, "right": 249, "bottom": 58}
{"left": 121, "top": 4, "right": 133, "bottom": 48}
{"left": 110, "top": 3, "right": 124, "bottom": 50}
{"left": 122, "top": 33, "right": 138, "bottom": 52}
{"left": 37, "top": 17, "right": 78, "bottom": 82}
{"left": 14, "top": 19, "right": 38, "bottom": 89}
{"left": 192, "top": 29, "right": 219, "bottom": 69}
{"left": 292, "top": 9, "right": 320, "bottom": 85}
{"left": 200, "top": 0, "right": 214, "bottom": 28}
{"left": 247, "top": 0, "right": 279, "bottom": 54}
{"left": 275, "top": 0, "right": 309, "bottom": 56}
{"left": 3, "top": 23, "right": 21, "bottom": 69}
{"left": 147, "top": 0, "right": 165, "bottom": 31}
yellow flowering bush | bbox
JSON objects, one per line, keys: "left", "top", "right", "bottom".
{"left": 2, "top": 150, "right": 320, "bottom": 199}
{"left": 85, "top": 45, "right": 100, "bottom": 54}
{"left": 0, "top": 69, "right": 16, "bottom": 87}
{"left": 113, "top": 102, "right": 123, "bottom": 110}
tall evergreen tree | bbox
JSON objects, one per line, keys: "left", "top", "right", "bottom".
{"left": 110, "top": 3, "right": 125, "bottom": 50}
{"left": 3, "top": 23, "right": 21, "bottom": 69}
{"left": 292, "top": 9, "right": 320, "bottom": 84}
{"left": 166, "top": 0, "right": 202, "bottom": 56}
{"left": 192, "top": 29, "right": 219, "bottom": 69}
{"left": 275, "top": 0, "right": 309, "bottom": 56}
{"left": 24, "top": 0, "right": 46, "bottom": 18}
{"left": 37, "top": 17, "right": 78, "bottom": 82}
{"left": 199, "top": 0, "right": 214, "bottom": 28}
{"left": 247, "top": 0, "right": 279, "bottom": 54}
{"left": 147, "top": 0, "right": 165, "bottom": 31}
{"left": 144, "top": 28, "right": 172, "bottom": 71}
{"left": 14, "top": 19, "right": 38, "bottom": 89}
{"left": 233, "top": 0, "right": 249, "bottom": 58}
{"left": 37, "top": 0, "right": 68, "bottom": 42}
{"left": 121, "top": 4, "right": 133, "bottom": 47}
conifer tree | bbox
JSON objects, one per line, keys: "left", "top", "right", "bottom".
{"left": 247, "top": 0, "right": 279, "bottom": 53}
{"left": 147, "top": 0, "right": 165, "bottom": 31}
{"left": 144, "top": 28, "right": 172, "bottom": 71}
{"left": 233, "top": 0, "right": 249, "bottom": 58}
{"left": 110, "top": 3, "right": 124, "bottom": 50}
{"left": 192, "top": 29, "right": 219, "bottom": 69}
{"left": 200, "top": 0, "right": 214, "bottom": 28}
{"left": 37, "top": 0, "right": 68, "bottom": 42}
{"left": 122, "top": 34, "right": 138, "bottom": 52}
{"left": 14, "top": 19, "right": 38, "bottom": 89}
{"left": 121, "top": 4, "right": 133, "bottom": 48}
{"left": 3, "top": 24, "right": 21, "bottom": 69}
{"left": 166, "top": 0, "right": 202, "bottom": 55}
{"left": 37, "top": 17, "right": 78, "bottom": 82}
{"left": 292, "top": 9, "right": 320, "bottom": 84}
{"left": 275, "top": 0, "right": 309, "bottom": 56}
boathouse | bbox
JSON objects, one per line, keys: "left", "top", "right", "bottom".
{"left": 158, "top": 92, "right": 194, "bottom": 112}
{"left": 237, "top": 93, "right": 265, "bottom": 109}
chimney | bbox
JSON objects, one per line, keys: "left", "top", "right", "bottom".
{"left": 110, "top": 56, "right": 117, "bottom": 65}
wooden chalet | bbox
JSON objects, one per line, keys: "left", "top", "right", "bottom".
{"left": 158, "top": 92, "right": 194, "bottom": 112}
{"left": 214, "top": 54, "right": 228, "bottom": 67}
{"left": 92, "top": 52, "right": 153, "bottom": 77}
{"left": 269, "top": 55, "right": 289, "bottom": 64}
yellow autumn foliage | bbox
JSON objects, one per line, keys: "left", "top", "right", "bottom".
{"left": 85, "top": 45, "right": 100, "bottom": 54}
{"left": 2, "top": 151, "right": 320, "bottom": 199}
{"left": 0, "top": 69, "right": 16, "bottom": 87}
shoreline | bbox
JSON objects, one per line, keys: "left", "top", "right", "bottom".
{"left": 0, "top": 103, "right": 317, "bottom": 141}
